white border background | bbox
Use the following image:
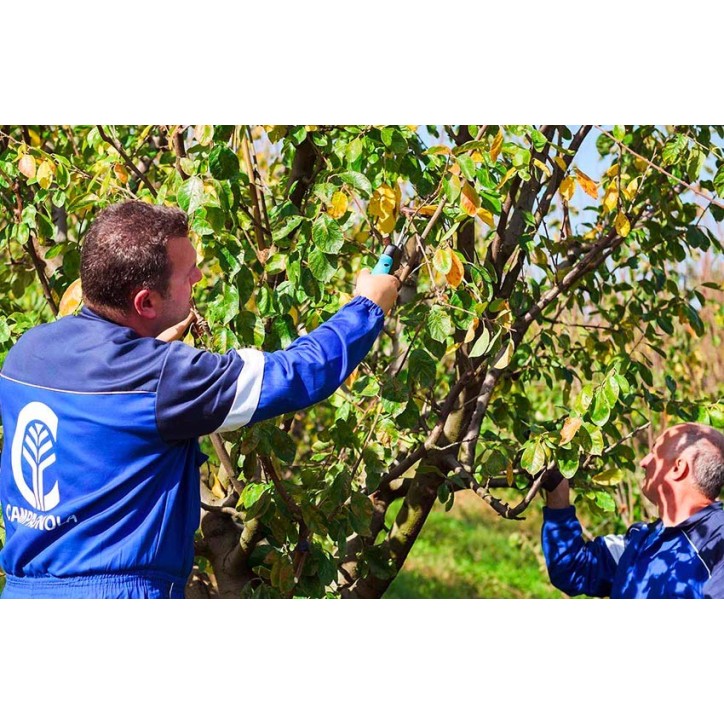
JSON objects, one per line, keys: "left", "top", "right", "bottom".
{"left": 3, "top": 1, "right": 723, "bottom": 720}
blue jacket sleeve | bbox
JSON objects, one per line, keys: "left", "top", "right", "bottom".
{"left": 541, "top": 506, "right": 619, "bottom": 597}
{"left": 248, "top": 295, "right": 384, "bottom": 424}
{"left": 156, "top": 295, "right": 384, "bottom": 441}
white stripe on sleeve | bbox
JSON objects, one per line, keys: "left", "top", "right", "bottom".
{"left": 214, "top": 349, "right": 265, "bottom": 432}
{"left": 603, "top": 534, "right": 626, "bottom": 564}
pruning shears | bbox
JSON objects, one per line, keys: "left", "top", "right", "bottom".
{"left": 371, "top": 235, "right": 404, "bottom": 275}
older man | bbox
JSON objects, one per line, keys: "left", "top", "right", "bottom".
{"left": 542, "top": 423, "right": 724, "bottom": 598}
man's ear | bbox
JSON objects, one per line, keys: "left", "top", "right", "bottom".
{"left": 132, "top": 288, "right": 159, "bottom": 319}
{"left": 671, "top": 455, "right": 690, "bottom": 482}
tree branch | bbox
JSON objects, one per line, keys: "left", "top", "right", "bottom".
{"left": 96, "top": 125, "right": 157, "bottom": 198}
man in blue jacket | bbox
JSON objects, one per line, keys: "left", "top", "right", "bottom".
{"left": 0, "top": 200, "right": 399, "bottom": 598}
{"left": 542, "top": 422, "right": 724, "bottom": 598}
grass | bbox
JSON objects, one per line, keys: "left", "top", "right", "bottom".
{"left": 385, "top": 491, "right": 564, "bottom": 599}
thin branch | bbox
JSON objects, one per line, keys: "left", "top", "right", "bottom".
{"left": 595, "top": 125, "right": 724, "bottom": 212}
{"left": 96, "top": 125, "right": 157, "bottom": 198}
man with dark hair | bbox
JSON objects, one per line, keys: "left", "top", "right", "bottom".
{"left": 541, "top": 422, "right": 724, "bottom": 598}
{"left": 0, "top": 200, "right": 400, "bottom": 598}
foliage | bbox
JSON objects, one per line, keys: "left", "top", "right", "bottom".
{"left": 0, "top": 124, "right": 723, "bottom": 598}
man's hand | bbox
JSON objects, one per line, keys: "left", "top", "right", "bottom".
{"left": 354, "top": 269, "right": 400, "bottom": 315}
{"left": 540, "top": 467, "right": 571, "bottom": 509}
{"left": 156, "top": 310, "right": 196, "bottom": 343}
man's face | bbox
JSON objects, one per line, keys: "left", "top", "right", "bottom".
{"left": 639, "top": 427, "right": 683, "bottom": 502}
{"left": 158, "top": 236, "right": 203, "bottom": 330}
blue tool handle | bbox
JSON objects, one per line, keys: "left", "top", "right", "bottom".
{"left": 372, "top": 254, "right": 395, "bottom": 275}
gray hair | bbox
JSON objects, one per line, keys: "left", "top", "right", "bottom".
{"left": 675, "top": 424, "right": 724, "bottom": 500}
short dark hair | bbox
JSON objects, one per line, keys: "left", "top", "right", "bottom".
{"left": 80, "top": 200, "right": 188, "bottom": 312}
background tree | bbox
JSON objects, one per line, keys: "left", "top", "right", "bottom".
{"left": 0, "top": 124, "right": 722, "bottom": 598}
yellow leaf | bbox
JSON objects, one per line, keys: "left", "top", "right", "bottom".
{"left": 463, "top": 317, "right": 479, "bottom": 344}
{"left": 490, "top": 130, "right": 503, "bottom": 162}
{"left": 446, "top": 253, "right": 465, "bottom": 288}
{"left": 345, "top": 367, "right": 359, "bottom": 389}
{"left": 18, "top": 154, "right": 36, "bottom": 179}
{"left": 604, "top": 163, "right": 619, "bottom": 179}
{"left": 559, "top": 176, "right": 576, "bottom": 201}
{"left": 36, "top": 160, "right": 54, "bottom": 190}
{"left": 58, "top": 279, "right": 83, "bottom": 317}
{"left": 633, "top": 157, "right": 649, "bottom": 173}
{"left": 471, "top": 151, "right": 484, "bottom": 163}
{"left": 622, "top": 178, "right": 639, "bottom": 201}
{"left": 376, "top": 211, "right": 396, "bottom": 234}
{"left": 553, "top": 155, "right": 567, "bottom": 172}
{"left": 493, "top": 338, "right": 515, "bottom": 369}
{"left": 477, "top": 208, "right": 495, "bottom": 227}
{"left": 327, "top": 191, "right": 348, "bottom": 219}
{"left": 113, "top": 163, "right": 129, "bottom": 184}
{"left": 575, "top": 169, "right": 599, "bottom": 199}
{"left": 28, "top": 129, "right": 42, "bottom": 147}
{"left": 210, "top": 474, "right": 227, "bottom": 499}
{"left": 416, "top": 204, "right": 439, "bottom": 216}
{"left": 602, "top": 182, "right": 618, "bottom": 214}
{"left": 560, "top": 417, "right": 583, "bottom": 444}
{"left": 533, "top": 157, "right": 551, "bottom": 178}
{"left": 506, "top": 460, "right": 514, "bottom": 486}
{"left": 497, "top": 167, "right": 517, "bottom": 189}
{"left": 433, "top": 247, "right": 453, "bottom": 275}
{"left": 460, "top": 182, "right": 480, "bottom": 216}
{"left": 615, "top": 212, "right": 631, "bottom": 237}
{"left": 425, "top": 145, "right": 452, "bottom": 156}
{"left": 369, "top": 183, "right": 399, "bottom": 234}
{"left": 449, "top": 162, "right": 461, "bottom": 176}
{"left": 532, "top": 247, "right": 548, "bottom": 266}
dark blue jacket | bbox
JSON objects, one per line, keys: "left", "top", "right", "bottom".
{"left": 0, "top": 297, "right": 383, "bottom": 597}
{"left": 542, "top": 502, "right": 724, "bottom": 598}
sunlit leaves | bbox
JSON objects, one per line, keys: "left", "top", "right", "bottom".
{"left": 614, "top": 211, "right": 631, "bottom": 237}
{"left": 368, "top": 183, "right": 400, "bottom": 234}
{"left": 327, "top": 191, "right": 348, "bottom": 219}
{"left": 469, "top": 326, "right": 491, "bottom": 358}
{"left": 337, "top": 171, "right": 372, "bottom": 197}
{"left": 178, "top": 176, "right": 204, "bottom": 215}
{"left": 521, "top": 439, "right": 546, "bottom": 476}
{"left": 446, "top": 252, "right": 465, "bottom": 288}
{"left": 490, "top": 130, "right": 503, "bottom": 162}
{"left": 194, "top": 125, "right": 214, "bottom": 146}
{"left": 575, "top": 169, "right": 598, "bottom": 199}
{"left": 559, "top": 176, "right": 575, "bottom": 201}
{"left": 312, "top": 215, "right": 344, "bottom": 253}
{"left": 493, "top": 337, "right": 514, "bottom": 369}
{"left": 559, "top": 417, "right": 582, "bottom": 445}
{"left": 590, "top": 389, "right": 611, "bottom": 426}
{"left": 460, "top": 182, "right": 480, "bottom": 216}
{"left": 36, "top": 160, "right": 54, "bottom": 190}
{"left": 18, "top": 154, "right": 36, "bottom": 179}
{"left": 602, "top": 182, "right": 618, "bottom": 214}
{"left": 477, "top": 208, "right": 495, "bottom": 227}
{"left": 58, "top": 279, "right": 83, "bottom": 317}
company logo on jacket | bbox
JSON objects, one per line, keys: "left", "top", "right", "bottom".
{"left": 5, "top": 401, "right": 77, "bottom": 531}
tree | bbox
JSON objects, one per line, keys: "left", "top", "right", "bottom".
{"left": 0, "top": 124, "right": 723, "bottom": 598}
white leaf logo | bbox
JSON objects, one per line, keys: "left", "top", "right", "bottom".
{"left": 11, "top": 401, "right": 60, "bottom": 512}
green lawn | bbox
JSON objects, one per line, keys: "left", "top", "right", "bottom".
{"left": 385, "top": 491, "right": 564, "bottom": 598}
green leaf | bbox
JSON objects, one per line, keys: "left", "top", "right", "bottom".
{"left": 586, "top": 425, "right": 604, "bottom": 456}
{"left": 590, "top": 390, "right": 611, "bottom": 426}
{"left": 469, "top": 325, "right": 491, "bottom": 358}
{"left": 427, "top": 306, "right": 454, "bottom": 343}
{"left": 557, "top": 446, "right": 580, "bottom": 479}
{"left": 603, "top": 375, "right": 620, "bottom": 407}
{"left": 573, "top": 384, "right": 594, "bottom": 415}
{"left": 349, "top": 491, "right": 374, "bottom": 536}
{"left": 337, "top": 171, "right": 372, "bottom": 197}
{"left": 408, "top": 349, "right": 437, "bottom": 387}
{"left": 521, "top": 441, "right": 546, "bottom": 476}
{"left": 271, "top": 428, "right": 296, "bottom": 464}
{"left": 178, "top": 176, "right": 204, "bottom": 215}
{"left": 457, "top": 153, "right": 476, "bottom": 181}
{"left": 272, "top": 215, "right": 304, "bottom": 243}
{"left": 595, "top": 491, "right": 616, "bottom": 513}
{"left": 530, "top": 129, "right": 547, "bottom": 151}
{"left": 270, "top": 553, "right": 295, "bottom": 594}
{"left": 207, "top": 282, "right": 239, "bottom": 325}
{"left": 209, "top": 145, "right": 239, "bottom": 180}
{"left": 240, "top": 482, "right": 270, "bottom": 510}
{"left": 346, "top": 138, "right": 363, "bottom": 163}
{"left": 308, "top": 248, "right": 336, "bottom": 283}
{"left": 712, "top": 164, "right": 724, "bottom": 197}
{"left": 612, "top": 125, "right": 626, "bottom": 141}
{"left": 312, "top": 216, "right": 344, "bottom": 253}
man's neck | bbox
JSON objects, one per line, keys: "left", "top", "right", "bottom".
{"left": 659, "top": 497, "right": 713, "bottom": 527}
{"left": 85, "top": 303, "right": 153, "bottom": 337}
